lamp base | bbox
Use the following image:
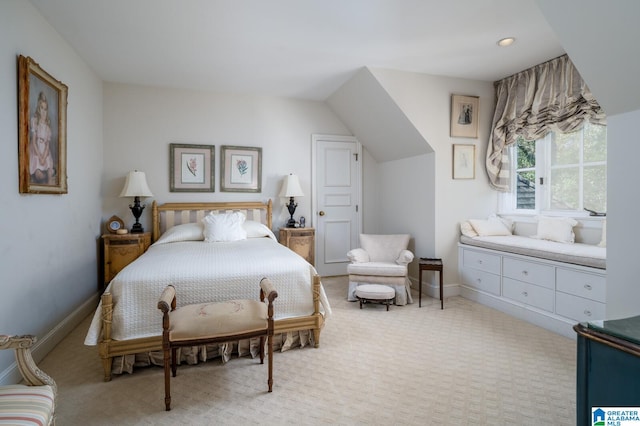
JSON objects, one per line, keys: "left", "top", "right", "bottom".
{"left": 286, "top": 218, "right": 297, "bottom": 228}
{"left": 131, "top": 223, "right": 144, "bottom": 233}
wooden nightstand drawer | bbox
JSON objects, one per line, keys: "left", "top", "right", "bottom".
{"left": 279, "top": 228, "right": 315, "bottom": 266}
{"left": 102, "top": 232, "right": 151, "bottom": 288}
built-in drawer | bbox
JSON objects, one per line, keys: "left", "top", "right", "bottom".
{"left": 556, "top": 291, "right": 606, "bottom": 322}
{"left": 503, "top": 277, "right": 555, "bottom": 312}
{"left": 461, "top": 267, "right": 501, "bottom": 296}
{"left": 556, "top": 268, "right": 606, "bottom": 303}
{"left": 503, "top": 257, "right": 555, "bottom": 289}
{"left": 463, "top": 249, "right": 501, "bottom": 275}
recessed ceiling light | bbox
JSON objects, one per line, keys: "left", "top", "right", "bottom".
{"left": 497, "top": 37, "right": 516, "bottom": 47}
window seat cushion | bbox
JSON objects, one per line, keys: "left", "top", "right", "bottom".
{"left": 459, "top": 235, "right": 606, "bottom": 269}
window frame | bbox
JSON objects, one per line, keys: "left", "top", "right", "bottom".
{"left": 498, "top": 124, "right": 606, "bottom": 217}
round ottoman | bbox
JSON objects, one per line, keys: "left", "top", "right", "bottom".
{"left": 354, "top": 284, "right": 395, "bottom": 311}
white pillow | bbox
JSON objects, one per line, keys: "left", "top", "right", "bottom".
{"left": 243, "top": 220, "right": 277, "bottom": 240}
{"left": 460, "top": 221, "right": 478, "bottom": 237}
{"left": 533, "top": 216, "right": 578, "bottom": 243}
{"left": 468, "top": 218, "right": 512, "bottom": 236}
{"left": 598, "top": 219, "right": 606, "bottom": 248}
{"left": 202, "top": 212, "right": 247, "bottom": 242}
{"left": 490, "top": 213, "right": 514, "bottom": 233}
{"left": 153, "top": 222, "right": 204, "bottom": 245}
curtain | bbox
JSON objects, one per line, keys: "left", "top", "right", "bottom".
{"left": 486, "top": 54, "right": 606, "bottom": 191}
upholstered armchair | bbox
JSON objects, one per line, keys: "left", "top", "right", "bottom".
{"left": 347, "top": 234, "right": 414, "bottom": 305}
{"left": 0, "top": 334, "right": 57, "bottom": 425}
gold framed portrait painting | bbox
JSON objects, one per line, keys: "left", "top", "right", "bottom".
{"left": 18, "top": 55, "right": 68, "bottom": 194}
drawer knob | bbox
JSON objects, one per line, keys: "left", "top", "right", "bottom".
{"left": 584, "top": 284, "right": 592, "bottom": 291}
{"left": 584, "top": 310, "right": 592, "bottom": 316}
{"left": 522, "top": 291, "right": 528, "bottom": 297}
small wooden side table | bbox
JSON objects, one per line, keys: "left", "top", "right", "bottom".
{"left": 279, "top": 227, "right": 315, "bottom": 266}
{"left": 102, "top": 232, "right": 151, "bottom": 290}
{"left": 418, "top": 258, "right": 443, "bottom": 309}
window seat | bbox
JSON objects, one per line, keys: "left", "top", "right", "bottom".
{"left": 459, "top": 235, "right": 606, "bottom": 270}
{"left": 458, "top": 234, "right": 607, "bottom": 339}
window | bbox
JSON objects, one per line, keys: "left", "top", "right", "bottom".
{"left": 501, "top": 122, "right": 607, "bottom": 215}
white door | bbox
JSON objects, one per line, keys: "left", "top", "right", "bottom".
{"left": 311, "top": 135, "right": 362, "bottom": 276}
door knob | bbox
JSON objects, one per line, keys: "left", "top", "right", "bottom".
{"left": 319, "top": 211, "right": 325, "bottom": 216}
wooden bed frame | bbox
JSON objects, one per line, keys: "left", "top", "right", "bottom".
{"left": 98, "top": 200, "right": 325, "bottom": 381}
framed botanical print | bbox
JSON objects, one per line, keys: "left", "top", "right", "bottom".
{"left": 220, "top": 145, "right": 262, "bottom": 193}
{"left": 169, "top": 143, "right": 215, "bottom": 192}
{"left": 18, "top": 55, "right": 68, "bottom": 194}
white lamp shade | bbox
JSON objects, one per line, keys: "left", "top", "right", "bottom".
{"left": 279, "top": 174, "right": 304, "bottom": 197}
{"left": 119, "top": 170, "right": 154, "bottom": 197}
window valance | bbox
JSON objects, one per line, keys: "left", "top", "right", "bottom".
{"left": 486, "top": 54, "right": 606, "bottom": 191}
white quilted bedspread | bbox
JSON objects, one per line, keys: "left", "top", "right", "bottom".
{"left": 84, "top": 238, "right": 330, "bottom": 345}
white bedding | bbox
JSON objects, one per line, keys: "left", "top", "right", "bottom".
{"left": 85, "top": 237, "right": 330, "bottom": 345}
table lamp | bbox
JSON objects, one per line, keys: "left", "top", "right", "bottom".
{"left": 119, "top": 170, "right": 153, "bottom": 233}
{"left": 279, "top": 174, "right": 304, "bottom": 227}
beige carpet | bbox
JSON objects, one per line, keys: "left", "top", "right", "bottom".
{"left": 39, "top": 276, "right": 576, "bottom": 425}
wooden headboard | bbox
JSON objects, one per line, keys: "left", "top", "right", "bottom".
{"left": 151, "top": 200, "right": 273, "bottom": 242}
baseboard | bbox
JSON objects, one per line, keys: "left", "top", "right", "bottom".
{"left": 409, "top": 277, "right": 460, "bottom": 300}
{"left": 0, "top": 293, "right": 100, "bottom": 385}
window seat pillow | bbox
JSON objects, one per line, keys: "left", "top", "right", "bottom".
{"left": 459, "top": 234, "right": 606, "bottom": 269}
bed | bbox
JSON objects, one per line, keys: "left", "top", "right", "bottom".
{"left": 85, "top": 200, "right": 330, "bottom": 381}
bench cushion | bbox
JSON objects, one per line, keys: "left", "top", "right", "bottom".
{"left": 460, "top": 235, "right": 606, "bottom": 269}
{"left": 0, "top": 384, "right": 55, "bottom": 426}
{"left": 169, "top": 299, "right": 267, "bottom": 341}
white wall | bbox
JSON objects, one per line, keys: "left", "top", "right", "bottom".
{"left": 0, "top": 0, "right": 103, "bottom": 378}
{"left": 368, "top": 69, "right": 497, "bottom": 285}
{"left": 605, "top": 110, "right": 640, "bottom": 319}
{"left": 102, "top": 83, "right": 351, "bottom": 231}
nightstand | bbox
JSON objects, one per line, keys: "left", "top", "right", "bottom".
{"left": 102, "top": 232, "right": 151, "bottom": 289}
{"left": 279, "top": 227, "right": 315, "bottom": 266}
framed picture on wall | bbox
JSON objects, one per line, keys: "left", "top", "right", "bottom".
{"left": 17, "top": 55, "right": 69, "bottom": 194}
{"left": 450, "top": 94, "right": 479, "bottom": 138}
{"left": 169, "top": 143, "right": 215, "bottom": 192}
{"left": 452, "top": 144, "right": 476, "bottom": 179}
{"left": 220, "top": 145, "right": 262, "bottom": 193}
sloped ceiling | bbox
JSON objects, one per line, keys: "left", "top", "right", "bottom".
{"left": 326, "top": 68, "right": 431, "bottom": 162}
{"left": 536, "top": 0, "right": 640, "bottom": 116}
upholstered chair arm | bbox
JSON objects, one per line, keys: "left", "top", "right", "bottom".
{"left": 260, "top": 277, "right": 278, "bottom": 304}
{"left": 158, "top": 285, "right": 177, "bottom": 314}
{"left": 396, "top": 249, "right": 414, "bottom": 265}
{"left": 0, "top": 334, "right": 57, "bottom": 395}
{"left": 347, "top": 248, "right": 370, "bottom": 263}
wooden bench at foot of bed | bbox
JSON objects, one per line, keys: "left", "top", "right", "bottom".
{"left": 98, "top": 274, "right": 325, "bottom": 381}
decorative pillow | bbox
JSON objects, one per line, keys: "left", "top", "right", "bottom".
{"left": 153, "top": 222, "right": 204, "bottom": 245}
{"left": 243, "top": 220, "right": 277, "bottom": 240}
{"left": 490, "top": 213, "right": 514, "bottom": 233}
{"left": 468, "top": 218, "right": 512, "bottom": 236}
{"left": 533, "top": 216, "right": 578, "bottom": 243}
{"left": 598, "top": 219, "right": 607, "bottom": 248}
{"left": 202, "top": 212, "right": 247, "bottom": 242}
{"left": 460, "top": 221, "right": 478, "bottom": 237}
